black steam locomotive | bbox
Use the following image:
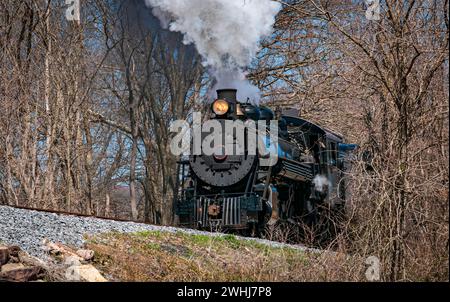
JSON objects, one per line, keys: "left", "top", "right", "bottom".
{"left": 175, "top": 89, "right": 356, "bottom": 236}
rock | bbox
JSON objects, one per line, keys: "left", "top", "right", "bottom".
{"left": 0, "top": 249, "right": 47, "bottom": 282}
{"left": 0, "top": 246, "right": 9, "bottom": 266}
{"left": 65, "top": 265, "right": 107, "bottom": 282}
{"left": 8, "top": 246, "right": 21, "bottom": 257}
{"left": 1, "top": 263, "right": 25, "bottom": 273}
{"left": 64, "top": 256, "right": 81, "bottom": 267}
{"left": 43, "top": 241, "right": 62, "bottom": 256}
{"left": 8, "top": 256, "right": 20, "bottom": 263}
{"left": 0, "top": 263, "right": 42, "bottom": 282}
{"left": 76, "top": 249, "right": 95, "bottom": 261}
{"left": 45, "top": 241, "right": 83, "bottom": 261}
{"left": 18, "top": 251, "right": 48, "bottom": 270}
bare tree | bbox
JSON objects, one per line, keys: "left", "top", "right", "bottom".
{"left": 252, "top": 0, "right": 449, "bottom": 281}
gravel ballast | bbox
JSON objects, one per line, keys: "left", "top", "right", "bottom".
{"left": 0, "top": 205, "right": 311, "bottom": 258}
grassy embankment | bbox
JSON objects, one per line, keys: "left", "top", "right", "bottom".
{"left": 86, "top": 231, "right": 365, "bottom": 282}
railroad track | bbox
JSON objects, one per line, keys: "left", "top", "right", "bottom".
{"left": 0, "top": 205, "right": 313, "bottom": 259}
{"left": 4, "top": 204, "right": 149, "bottom": 225}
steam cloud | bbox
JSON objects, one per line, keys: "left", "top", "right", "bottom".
{"left": 145, "top": 0, "right": 282, "bottom": 101}
{"left": 313, "top": 175, "right": 330, "bottom": 193}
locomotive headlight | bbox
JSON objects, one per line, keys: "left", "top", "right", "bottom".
{"left": 212, "top": 99, "right": 229, "bottom": 116}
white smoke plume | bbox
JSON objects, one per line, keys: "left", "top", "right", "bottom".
{"left": 145, "top": 0, "right": 282, "bottom": 101}
{"left": 313, "top": 175, "right": 331, "bottom": 193}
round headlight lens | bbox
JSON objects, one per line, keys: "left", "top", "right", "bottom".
{"left": 212, "top": 99, "right": 229, "bottom": 116}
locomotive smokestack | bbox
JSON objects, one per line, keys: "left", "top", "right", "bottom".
{"left": 217, "top": 89, "right": 238, "bottom": 103}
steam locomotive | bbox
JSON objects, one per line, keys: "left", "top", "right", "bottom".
{"left": 175, "top": 89, "right": 356, "bottom": 236}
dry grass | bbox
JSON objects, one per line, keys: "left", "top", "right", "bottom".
{"left": 86, "top": 231, "right": 368, "bottom": 282}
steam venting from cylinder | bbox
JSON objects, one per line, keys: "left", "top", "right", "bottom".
{"left": 144, "top": 0, "right": 282, "bottom": 101}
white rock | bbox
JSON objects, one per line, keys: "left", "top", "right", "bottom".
{"left": 64, "top": 256, "right": 82, "bottom": 267}
{"left": 76, "top": 249, "right": 95, "bottom": 261}
{"left": 65, "top": 265, "right": 107, "bottom": 282}
{"left": 1, "top": 263, "right": 25, "bottom": 273}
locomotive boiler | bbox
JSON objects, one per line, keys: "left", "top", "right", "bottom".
{"left": 175, "top": 89, "right": 356, "bottom": 235}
